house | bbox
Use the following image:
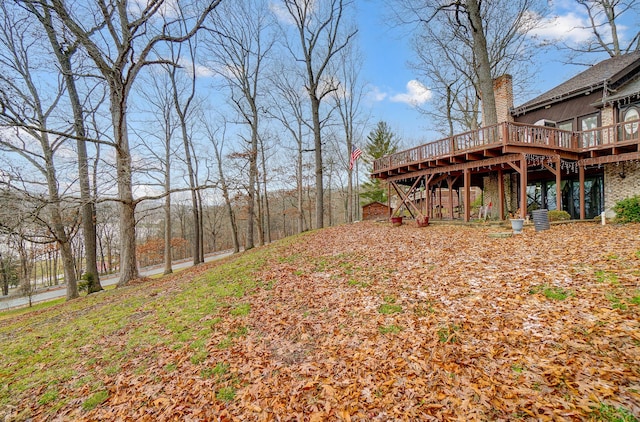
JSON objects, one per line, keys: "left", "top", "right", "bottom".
{"left": 371, "top": 53, "right": 640, "bottom": 222}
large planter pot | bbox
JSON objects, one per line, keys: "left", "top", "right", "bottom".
{"left": 510, "top": 218, "right": 525, "bottom": 234}
{"left": 390, "top": 216, "right": 403, "bottom": 226}
{"left": 417, "top": 216, "right": 429, "bottom": 227}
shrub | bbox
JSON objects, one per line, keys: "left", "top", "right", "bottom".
{"left": 548, "top": 210, "right": 571, "bottom": 222}
{"left": 613, "top": 195, "right": 640, "bottom": 223}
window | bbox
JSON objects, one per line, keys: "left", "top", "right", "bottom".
{"left": 557, "top": 120, "right": 572, "bottom": 131}
{"left": 580, "top": 114, "right": 599, "bottom": 147}
{"left": 623, "top": 107, "right": 639, "bottom": 140}
{"left": 557, "top": 120, "right": 573, "bottom": 148}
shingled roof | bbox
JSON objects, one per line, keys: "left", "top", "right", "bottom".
{"left": 513, "top": 52, "right": 640, "bottom": 115}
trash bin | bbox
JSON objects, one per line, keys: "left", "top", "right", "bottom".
{"left": 531, "top": 209, "right": 550, "bottom": 232}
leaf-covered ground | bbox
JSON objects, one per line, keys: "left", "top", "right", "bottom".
{"left": 1, "top": 221, "right": 639, "bottom": 421}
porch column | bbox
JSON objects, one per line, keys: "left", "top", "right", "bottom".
{"left": 520, "top": 155, "right": 528, "bottom": 219}
{"left": 498, "top": 168, "right": 505, "bottom": 220}
{"left": 387, "top": 181, "right": 392, "bottom": 219}
{"left": 425, "top": 174, "right": 434, "bottom": 221}
{"left": 448, "top": 177, "right": 455, "bottom": 220}
{"left": 555, "top": 157, "right": 562, "bottom": 211}
{"left": 464, "top": 168, "right": 471, "bottom": 222}
{"left": 438, "top": 184, "right": 443, "bottom": 219}
{"left": 579, "top": 163, "right": 585, "bottom": 220}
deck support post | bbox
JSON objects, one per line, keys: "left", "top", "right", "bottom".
{"left": 387, "top": 181, "right": 392, "bottom": 219}
{"left": 463, "top": 168, "right": 471, "bottom": 222}
{"left": 542, "top": 155, "right": 563, "bottom": 212}
{"left": 498, "top": 168, "right": 505, "bottom": 220}
{"left": 579, "top": 163, "right": 586, "bottom": 220}
{"left": 555, "top": 156, "right": 562, "bottom": 211}
{"left": 447, "top": 176, "right": 459, "bottom": 219}
{"left": 520, "top": 154, "right": 528, "bottom": 219}
{"left": 425, "top": 174, "right": 435, "bottom": 221}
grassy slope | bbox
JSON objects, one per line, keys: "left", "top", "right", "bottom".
{"left": 0, "top": 222, "right": 639, "bottom": 421}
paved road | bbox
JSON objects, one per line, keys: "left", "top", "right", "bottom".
{"left": 0, "top": 250, "right": 234, "bottom": 311}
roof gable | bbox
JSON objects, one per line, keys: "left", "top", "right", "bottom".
{"left": 513, "top": 52, "right": 640, "bottom": 115}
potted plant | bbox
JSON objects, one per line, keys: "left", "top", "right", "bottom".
{"left": 416, "top": 215, "right": 429, "bottom": 227}
{"left": 390, "top": 216, "right": 403, "bottom": 226}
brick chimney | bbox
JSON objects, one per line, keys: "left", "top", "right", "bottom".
{"left": 493, "top": 74, "right": 513, "bottom": 123}
{"left": 493, "top": 74, "right": 514, "bottom": 124}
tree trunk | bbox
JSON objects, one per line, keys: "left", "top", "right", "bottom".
{"left": 467, "top": 0, "right": 497, "bottom": 126}
{"left": 213, "top": 138, "right": 240, "bottom": 253}
{"left": 112, "top": 93, "right": 140, "bottom": 287}
{"left": 311, "top": 95, "right": 324, "bottom": 229}
{"left": 163, "top": 145, "right": 173, "bottom": 275}
{"left": 297, "top": 146, "right": 304, "bottom": 233}
{"left": 260, "top": 139, "right": 271, "bottom": 243}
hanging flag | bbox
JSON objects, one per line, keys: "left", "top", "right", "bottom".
{"left": 349, "top": 145, "right": 362, "bottom": 170}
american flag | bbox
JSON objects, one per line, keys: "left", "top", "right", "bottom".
{"left": 349, "top": 145, "right": 362, "bottom": 170}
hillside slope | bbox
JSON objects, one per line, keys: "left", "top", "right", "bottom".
{"left": 1, "top": 222, "right": 639, "bottom": 421}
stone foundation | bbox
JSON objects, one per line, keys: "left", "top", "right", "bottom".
{"left": 604, "top": 161, "right": 640, "bottom": 215}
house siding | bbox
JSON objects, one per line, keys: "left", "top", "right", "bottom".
{"left": 513, "top": 91, "right": 604, "bottom": 127}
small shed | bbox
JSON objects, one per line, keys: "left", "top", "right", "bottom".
{"left": 362, "top": 201, "right": 390, "bottom": 221}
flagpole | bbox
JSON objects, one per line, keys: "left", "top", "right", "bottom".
{"left": 355, "top": 156, "right": 359, "bottom": 221}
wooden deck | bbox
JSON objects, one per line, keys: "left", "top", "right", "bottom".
{"left": 371, "top": 121, "right": 640, "bottom": 222}
{"left": 372, "top": 121, "right": 640, "bottom": 181}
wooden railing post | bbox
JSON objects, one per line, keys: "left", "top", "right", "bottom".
{"left": 502, "top": 122, "right": 509, "bottom": 145}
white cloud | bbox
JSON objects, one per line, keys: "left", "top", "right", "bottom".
{"left": 269, "top": 2, "right": 295, "bottom": 25}
{"left": 528, "top": 12, "right": 594, "bottom": 45}
{"left": 390, "top": 80, "right": 432, "bottom": 106}
{"left": 367, "top": 86, "right": 388, "bottom": 102}
{"left": 178, "top": 57, "right": 215, "bottom": 78}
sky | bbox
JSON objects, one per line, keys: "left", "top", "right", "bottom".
{"left": 352, "top": 0, "right": 639, "bottom": 147}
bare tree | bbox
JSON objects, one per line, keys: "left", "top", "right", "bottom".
{"left": 267, "top": 66, "right": 311, "bottom": 234}
{"left": 567, "top": 0, "right": 640, "bottom": 59}
{"left": 331, "top": 43, "right": 368, "bottom": 222}
{"left": 280, "top": 0, "right": 357, "bottom": 229}
{"left": 204, "top": 121, "right": 240, "bottom": 253}
{"left": 42, "top": 0, "right": 221, "bottom": 286}
{"left": 205, "top": 0, "right": 275, "bottom": 250}
{"left": 136, "top": 67, "right": 179, "bottom": 275}
{"left": 0, "top": 3, "right": 79, "bottom": 299}
{"left": 20, "top": 1, "right": 104, "bottom": 293}
{"left": 397, "top": 0, "right": 545, "bottom": 128}
{"left": 166, "top": 7, "right": 205, "bottom": 264}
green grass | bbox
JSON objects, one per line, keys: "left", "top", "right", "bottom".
{"left": 0, "top": 246, "right": 270, "bottom": 413}
{"left": 0, "top": 298, "right": 65, "bottom": 320}
{"left": 378, "top": 295, "right": 402, "bottom": 314}
{"left": 595, "top": 270, "right": 619, "bottom": 285}
{"left": 511, "top": 364, "right": 525, "bottom": 374}
{"left": 437, "top": 324, "right": 460, "bottom": 343}
{"left": 378, "top": 303, "right": 402, "bottom": 314}
{"left": 605, "top": 292, "right": 628, "bottom": 310}
{"left": 348, "top": 279, "right": 369, "bottom": 288}
{"left": 37, "top": 388, "right": 59, "bottom": 405}
{"left": 215, "top": 387, "right": 236, "bottom": 402}
{"left": 379, "top": 324, "right": 402, "bottom": 334}
{"left": 230, "top": 303, "right": 251, "bottom": 316}
{"left": 591, "top": 403, "right": 638, "bottom": 422}
{"left": 81, "top": 390, "right": 109, "bottom": 411}
{"left": 529, "top": 284, "right": 572, "bottom": 301}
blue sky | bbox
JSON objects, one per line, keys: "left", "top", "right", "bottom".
{"left": 353, "top": 0, "right": 639, "bottom": 146}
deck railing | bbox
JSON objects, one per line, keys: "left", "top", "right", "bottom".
{"left": 373, "top": 119, "right": 640, "bottom": 173}
{"left": 577, "top": 118, "right": 640, "bottom": 149}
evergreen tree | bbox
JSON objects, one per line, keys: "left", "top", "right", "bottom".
{"left": 360, "top": 121, "right": 399, "bottom": 204}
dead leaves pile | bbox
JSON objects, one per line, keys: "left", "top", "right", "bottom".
{"left": 9, "top": 222, "right": 640, "bottom": 420}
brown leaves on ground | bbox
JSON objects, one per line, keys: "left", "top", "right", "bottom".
{"left": 4, "top": 222, "right": 640, "bottom": 421}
